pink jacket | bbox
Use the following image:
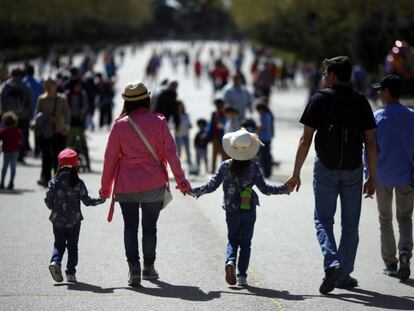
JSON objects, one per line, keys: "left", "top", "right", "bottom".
{"left": 100, "top": 108, "right": 190, "bottom": 199}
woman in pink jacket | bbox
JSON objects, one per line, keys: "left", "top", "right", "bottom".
{"left": 100, "top": 81, "right": 191, "bottom": 287}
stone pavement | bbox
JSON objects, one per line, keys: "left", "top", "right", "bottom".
{"left": 0, "top": 41, "right": 413, "bottom": 311}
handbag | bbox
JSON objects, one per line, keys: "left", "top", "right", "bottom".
{"left": 391, "top": 115, "right": 414, "bottom": 187}
{"left": 128, "top": 116, "right": 172, "bottom": 208}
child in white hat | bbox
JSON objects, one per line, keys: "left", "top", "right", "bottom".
{"left": 188, "top": 128, "right": 293, "bottom": 286}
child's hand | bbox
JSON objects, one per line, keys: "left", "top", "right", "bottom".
{"left": 97, "top": 197, "right": 106, "bottom": 204}
{"left": 185, "top": 190, "right": 195, "bottom": 198}
{"left": 285, "top": 183, "right": 295, "bottom": 193}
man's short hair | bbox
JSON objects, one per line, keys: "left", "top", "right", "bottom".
{"left": 323, "top": 56, "right": 352, "bottom": 84}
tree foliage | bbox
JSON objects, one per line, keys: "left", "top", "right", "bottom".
{"left": 230, "top": 0, "right": 414, "bottom": 71}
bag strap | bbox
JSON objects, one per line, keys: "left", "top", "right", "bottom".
{"left": 127, "top": 116, "right": 170, "bottom": 192}
{"left": 390, "top": 114, "right": 414, "bottom": 167}
{"left": 127, "top": 116, "right": 161, "bottom": 165}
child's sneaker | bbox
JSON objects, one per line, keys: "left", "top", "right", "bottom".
{"left": 48, "top": 262, "right": 63, "bottom": 282}
{"left": 66, "top": 274, "right": 77, "bottom": 283}
{"left": 225, "top": 261, "right": 236, "bottom": 285}
{"left": 237, "top": 276, "right": 248, "bottom": 287}
{"left": 142, "top": 264, "right": 159, "bottom": 280}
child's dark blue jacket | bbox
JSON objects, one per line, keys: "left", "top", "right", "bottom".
{"left": 45, "top": 171, "right": 102, "bottom": 228}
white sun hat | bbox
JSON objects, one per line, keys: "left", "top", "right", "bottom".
{"left": 222, "top": 128, "right": 264, "bottom": 161}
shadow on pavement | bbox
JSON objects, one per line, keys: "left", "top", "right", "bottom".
{"left": 55, "top": 280, "right": 221, "bottom": 301}
{"left": 55, "top": 282, "right": 116, "bottom": 294}
{"left": 129, "top": 280, "right": 221, "bottom": 301}
{"left": 0, "top": 188, "right": 36, "bottom": 195}
{"left": 325, "top": 287, "right": 414, "bottom": 310}
{"left": 225, "top": 285, "right": 308, "bottom": 301}
{"left": 401, "top": 278, "right": 414, "bottom": 288}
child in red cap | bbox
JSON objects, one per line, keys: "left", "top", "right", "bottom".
{"left": 45, "top": 148, "right": 105, "bottom": 283}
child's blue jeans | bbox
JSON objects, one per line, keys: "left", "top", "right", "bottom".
{"left": 51, "top": 224, "right": 81, "bottom": 275}
{"left": 226, "top": 209, "right": 256, "bottom": 278}
{"left": 1, "top": 152, "right": 18, "bottom": 184}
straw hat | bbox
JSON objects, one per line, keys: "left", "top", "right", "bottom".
{"left": 222, "top": 128, "right": 264, "bottom": 161}
{"left": 121, "top": 81, "right": 151, "bottom": 101}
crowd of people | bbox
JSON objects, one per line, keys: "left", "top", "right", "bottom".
{"left": 0, "top": 43, "right": 413, "bottom": 296}
{"left": 0, "top": 49, "right": 118, "bottom": 188}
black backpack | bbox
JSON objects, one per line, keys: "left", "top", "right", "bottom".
{"left": 317, "top": 88, "right": 364, "bottom": 170}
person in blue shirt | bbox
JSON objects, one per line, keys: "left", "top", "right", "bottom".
{"left": 45, "top": 149, "right": 105, "bottom": 283}
{"left": 188, "top": 128, "right": 292, "bottom": 287}
{"left": 256, "top": 102, "right": 274, "bottom": 178}
{"left": 371, "top": 74, "right": 414, "bottom": 281}
{"left": 223, "top": 73, "right": 253, "bottom": 121}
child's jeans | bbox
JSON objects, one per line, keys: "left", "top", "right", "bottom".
{"left": 226, "top": 209, "right": 257, "bottom": 278}
{"left": 51, "top": 224, "right": 81, "bottom": 275}
{"left": 1, "top": 152, "right": 18, "bottom": 184}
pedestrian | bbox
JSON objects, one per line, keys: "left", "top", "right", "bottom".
{"left": 0, "top": 112, "right": 23, "bottom": 190}
{"left": 97, "top": 77, "right": 115, "bottom": 129}
{"left": 194, "top": 118, "right": 209, "bottom": 175}
{"left": 23, "top": 64, "right": 43, "bottom": 157}
{"left": 46, "top": 148, "right": 105, "bottom": 283}
{"left": 223, "top": 105, "right": 241, "bottom": 134}
{"left": 223, "top": 73, "right": 253, "bottom": 121}
{"left": 100, "top": 81, "right": 191, "bottom": 287}
{"left": 188, "top": 128, "right": 292, "bottom": 286}
{"left": 82, "top": 71, "right": 98, "bottom": 131}
{"left": 371, "top": 74, "right": 414, "bottom": 281}
{"left": 0, "top": 68, "right": 32, "bottom": 163}
{"left": 286, "top": 56, "right": 377, "bottom": 294}
{"left": 35, "top": 78, "right": 71, "bottom": 186}
{"left": 174, "top": 100, "right": 192, "bottom": 167}
{"left": 256, "top": 102, "right": 273, "bottom": 178}
{"left": 208, "top": 98, "right": 228, "bottom": 173}
{"left": 154, "top": 80, "right": 180, "bottom": 129}
{"left": 66, "top": 79, "right": 91, "bottom": 172}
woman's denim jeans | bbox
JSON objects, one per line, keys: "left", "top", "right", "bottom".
{"left": 313, "top": 158, "right": 363, "bottom": 283}
{"left": 120, "top": 201, "right": 163, "bottom": 267}
{"left": 226, "top": 209, "right": 257, "bottom": 278}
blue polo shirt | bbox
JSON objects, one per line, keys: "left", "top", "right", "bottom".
{"left": 374, "top": 103, "right": 414, "bottom": 187}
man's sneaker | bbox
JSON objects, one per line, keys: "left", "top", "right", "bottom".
{"left": 142, "top": 264, "right": 159, "bottom": 280}
{"left": 398, "top": 251, "right": 411, "bottom": 281}
{"left": 319, "top": 267, "right": 342, "bottom": 294}
{"left": 66, "top": 274, "right": 77, "bottom": 283}
{"left": 225, "top": 261, "right": 237, "bottom": 286}
{"left": 383, "top": 263, "right": 398, "bottom": 276}
{"left": 48, "top": 262, "right": 63, "bottom": 282}
{"left": 335, "top": 277, "right": 358, "bottom": 289}
{"left": 237, "top": 276, "right": 248, "bottom": 287}
{"left": 128, "top": 262, "right": 141, "bottom": 287}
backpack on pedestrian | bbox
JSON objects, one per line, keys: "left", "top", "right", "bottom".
{"left": 317, "top": 88, "right": 364, "bottom": 170}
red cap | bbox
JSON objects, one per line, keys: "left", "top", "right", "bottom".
{"left": 58, "top": 148, "right": 78, "bottom": 168}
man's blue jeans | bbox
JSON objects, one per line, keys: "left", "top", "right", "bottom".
{"left": 313, "top": 159, "right": 363, "bottom": 283}
{"left": 226, "top": 209, "right": 256, "bottom": 278}
{"left": 120, "top": 201, "right": 163, "bottom": 267}
{"left": 51, "top": 224, "right": 81, "bottom": 275}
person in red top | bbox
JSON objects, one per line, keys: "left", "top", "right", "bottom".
{"left": 0, "top": 111, "right": 23, "bottom": 190}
